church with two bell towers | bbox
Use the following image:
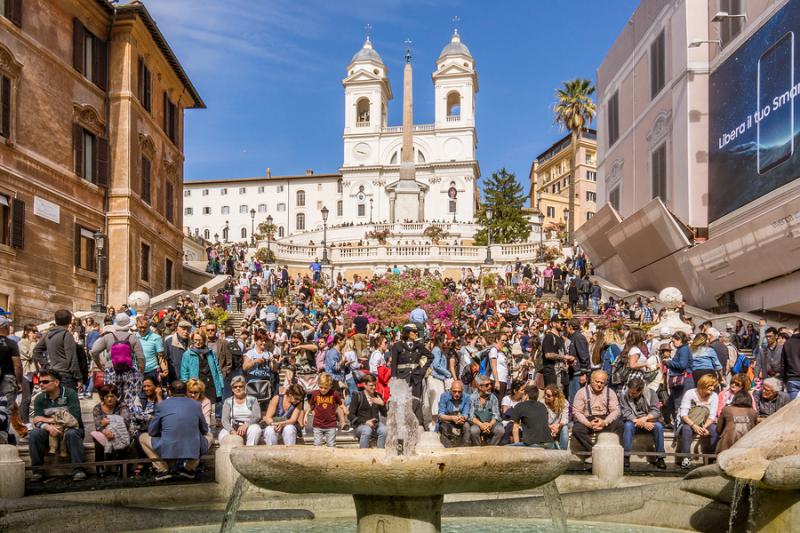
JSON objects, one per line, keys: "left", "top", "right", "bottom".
{"left": 183, "top": 30, "right": 480, "bottom": 241}
{"left": 340, "top": 30, "right": 480, "bottom": 223}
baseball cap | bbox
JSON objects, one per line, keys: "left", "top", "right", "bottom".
{"left": 0, "top": 307, "right": 11, "bottom": 316}
{"left": 0, "top": 316, "right": 10, "bottom": 328}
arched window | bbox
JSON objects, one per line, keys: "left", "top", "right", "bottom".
{"left": 296, "top": 190, "right": 305, "bottom": 207}
{"left": 390, "top": 151, "right": 398, "bottom": 164}
{"left": 203, "top": 229, "right": 210, "bottom": 240}
{"left": 222, "top": 227, "right": 229, "bottom": 241}
{"left": 356, "top": 98, "right": 370, "bottom": 126}
{"left": 241, "top": 227, "right": 247, "bottom": 239}
{"left": 278, "top": 226, "right": 285, "bottom": 238}
{"left": 337, "top": 179, "right": 343, "bottom": 193}
{"left": 296, "top": 212, "right": 305, "bottom": 230}
{"left": 417, "top": 149, "right": 426, "bottom": 163}
{"left": 446, "top": 91, "right": 461, "bottom": 120}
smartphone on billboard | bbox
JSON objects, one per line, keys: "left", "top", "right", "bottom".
{"left": 757, "top": 32, "right": 794, "bottom": 174}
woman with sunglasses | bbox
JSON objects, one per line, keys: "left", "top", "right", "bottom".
{"left": 186, "top": 378, "right": 213, "bottom": 426}
{"left": 219, "top": 375, "right": 262, "bottom": 445}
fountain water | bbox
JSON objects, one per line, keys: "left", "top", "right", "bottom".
{"left": 219, "top": 475, "right": 249, "bottom": 533}
{"left": 229, "top": 378, "right": 571, "bottom": 532}
{"left": 541, "top": 481, "right": 567, "bottom": 533}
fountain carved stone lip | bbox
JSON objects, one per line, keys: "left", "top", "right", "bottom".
{"left": 230, "top": 445, "right": 572, "bottom": 497}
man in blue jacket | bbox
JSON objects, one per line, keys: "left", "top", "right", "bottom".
{"left": 139, "top": 380, "right": 211, "bottom": 480}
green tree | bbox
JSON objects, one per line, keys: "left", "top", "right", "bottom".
{"left": 553, "top": 78, "right": 596, "bottom": 244}
{"left": 474, "top": 168, "right": 530, "bottom": 245}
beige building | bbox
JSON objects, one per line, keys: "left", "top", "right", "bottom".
{"left": 583, "top": 0, "right": 800, "bottom": 315}
{"left": 0, "top": 0, "right": 203, "bottom": 324}
{"left": 529, "top": 129, "right": 597, "bottom": 232}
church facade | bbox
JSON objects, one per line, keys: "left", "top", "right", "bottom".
{"left": 183, "top": 31, "right": 480, "bottom": 241}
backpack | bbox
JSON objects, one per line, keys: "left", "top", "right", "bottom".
{"left": 109, "top": 334, "right": 133, "bottom": 373}
{"left": 227, "top": 338, "right": 244, "bottom": 370}
{"left": 731, "top": 353, "right": 750, "bottom": 375}
{"left": 477, "top": 348, "right": 492, "bottom": 376}
{"left": 611, "top": 351, "right": 630, "bottom": 386}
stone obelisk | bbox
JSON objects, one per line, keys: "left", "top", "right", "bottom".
{"left": 391, "top": 40, "right": 424, "bottom": 223}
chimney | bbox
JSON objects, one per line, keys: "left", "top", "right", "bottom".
{"left": 266, "top": 167, "right": 271, "bottom": 178}
{"left": 306, "top": 169, "right": 314, "bottom": 176}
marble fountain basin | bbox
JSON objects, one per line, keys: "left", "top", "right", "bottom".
{"left": 229, "top": 445, "right": 572, "bottom": 497}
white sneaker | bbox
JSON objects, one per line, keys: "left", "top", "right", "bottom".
{"left": 681, "top": 457, "right": 692, "bottom": 470}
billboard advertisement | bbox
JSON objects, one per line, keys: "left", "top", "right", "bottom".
{"left": 709, "top": 1, "right": 800, "bottom": 222}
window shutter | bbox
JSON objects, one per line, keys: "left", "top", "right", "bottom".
{"left": 166, "top": 181, "right": 174, "bottom": 223}
{"left": 97, "top": 136, "right": 109, "bottom": 187}
{"left": 163, "top": 91, "right": 168, "bottom": 131}
{"left": 72, "top": 18, "right": 84, "bottom": 73}
{"left": 11, "top": 198, "right": 24, "bottom": 249}
{"left": 73, "top": 123, "right": 83, "bottom": 177}
{"left": 141, "top": 156, "right": 151, "bottom": 203}
{"left": 1, "top": 75, "right": 10, "bottom": 138}
{"left": 8, "top": 0, "right": 22, "bottom": 27}
{"left": 74, "top": 223, "right": 81, "bottom": 267}
{"left": 94, "top": 38, "right": 108, "bottom": 90}
{"left": 137, "top": 56, "right": 144, "bottom": 101}
{"left": 131, "top": 134, "right": 139, "bottom": 194}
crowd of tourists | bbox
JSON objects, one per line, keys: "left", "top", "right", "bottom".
{"left": 0, "top": 253, "right": 798, "bottom": 483}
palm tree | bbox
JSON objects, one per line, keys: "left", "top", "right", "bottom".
{"left": 553, "top": 78, "right": 596, "bottom": 244}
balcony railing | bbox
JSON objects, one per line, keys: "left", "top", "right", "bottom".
{"left": 356, "top": 121, "right": 370, "bottom": 128}
{"left": 446, "top": 115, "right": 460, "bottom": 122}
{"left": 382, "top": 124, "right": 435, "bottom": 133}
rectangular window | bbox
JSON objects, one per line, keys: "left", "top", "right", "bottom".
{"left": 587, "top": 171, "right": 597, "bottom": 182}
{"left": 220, "top": 188, "right": 227, "bottom": 195}
{"left": 140, "top": 242, "right": 150, "bottom": 282}
{"left": 73, "top": 125, "right": 108, "bottom": 186}
{"left": 337, "top": 200, "right": 343, "bottom": 217}
{"left": 257, "top": 204, "right": 267, "bottom": 213}
{"left": 258, "top": 186, "right": 265, "bottom": 193}
{"left": 185, "top": 207, "right": 193, "bottom": 216}
{"left": 239, "top": 205, "right": 248, "bottom": 214}
{"left": 316, "top": 200, "right": 322, "bottom": 210}
{"left": 163, "top": 92, "right": 178, "bottom": 144}
{"left": 586, "top": 212, "right": 595, "bottom": 220}
{"left": 72, "top": 19, "right": 107, "bottom": 89}
{"left": 357, "top": 203, "right": 365, "bottom": 217}
{"left": 607, "top": 91, "right": 619, "bottom": 147}
{"left": 277, "top": 203, "right": 286, "bottom": 212}
{"left": 651, "top": 142, "right": 667, "bottom": 201}
{"left": 1, "top": 74, "right": 11, "bottom": 139}
{"left": 137, "top": 56, "right": 151, "bottom": 112}
{"left": 184, "top": 190, "right": 191, "bottom": 197}
{"left": 140, "top": 155, "right": 151, "bottom": 205}
{"left": 75, "top": 225, "right": 96, "bottom": 272}
{"left": 220, "top": 206, "right": 229, "bottom": 215}
{"left": 202, "top": 189, "right": 209, "bottom": 196}
{"left": 165, "top": 181, "right": 174, "bottom": 223}
{"left": 239, "top": 187, "right": 246, "bottom": 194}
{"left": 609, "top": 186, "right": 620, "bottom": 211}
{"left": 650, "top": 30, "right": 666, "bottom": 99}
{"left": 546, "top": 206, "right": 555, "bottom": 218}
{"left": 277, "top": 185, "right": 284, "bottom": 193}
{"left": 1, "top": 0, "right": 22, "bottom": 27}
{"left": 3, "top": 196, "right": 23, "bottom": 248}
{"left": 165, "top": 258, "right": 174, "bottom": 291}
{"left": 203, "top": 207, "right": 212, "bottom": 215}
{"left": 586, "top": 191, "right": 597, "bottom": 202}
{"left": 720, "top": 0, "right": 744, "bottom": 48}
{"left": 585, "top": 151, "right": 595, "bottom": 164}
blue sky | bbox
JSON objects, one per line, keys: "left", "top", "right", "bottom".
{"left": 148, "top": 0, "right": 639, "bottom": 197}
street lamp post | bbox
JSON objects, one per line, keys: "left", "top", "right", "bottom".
{"left": 321, "top": 206, "right": 330, "bottom": 265}
{"left": 369, "top": 198, "right": 373, "bottom": 224}
{"left": 537, "top": 212, "right": 546, "bottom": 262}
{"left": 266, "top": 214, "right": 273, "bottom": 255}
{"left": 224, "top": 220, "right": 229, "bottom": 243}
{"left": 91, "top": 231, "right": 107, "bottom": 313}
{"left": 250, "top": 208, "right": 256, "bottom": 246}
{"left": 484, "top": 207, "right": 494, "bottom": 265}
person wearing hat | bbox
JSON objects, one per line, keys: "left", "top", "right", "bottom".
{"left": 389, "top": 323, "right": 432, "bottom": 426}
{"left": 90, "top": 313, "right": 146, "bottom": 413}
{"left": 164, "top": 320, "right": 193, "bottom": 383}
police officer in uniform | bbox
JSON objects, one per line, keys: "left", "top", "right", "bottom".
{"left": 389, "top": 324, "right": 432, "bottom": 426}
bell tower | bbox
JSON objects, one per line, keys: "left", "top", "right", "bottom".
{"left": 433, "top": 29, "right": 478, "bottom": 130}
{"left": 342, "top": 37, "right": 392, "bottom": 166}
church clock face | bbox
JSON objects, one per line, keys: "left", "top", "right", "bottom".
{"left": 353, "top": 143, "right": 371, "bottom": 160}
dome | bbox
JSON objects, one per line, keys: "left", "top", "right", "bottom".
{"left": 438, "top": 30, "right": 472, "bottom": 59}
{"left": 351, "top": 36, "right": 384, "bottom": 64}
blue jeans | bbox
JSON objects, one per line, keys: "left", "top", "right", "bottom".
{"left": 508, "top": 441, "right": 557, "bottom": 449}
{"left": 29, "top": 428, "right": 85, "bottom": 472}
{"left": 356, "top": 422, "right": 387, "bottom": 448}
{"left": 623, "top": 421, "right": 665, "bottom": 457}
{"left": 567, "top": 375, "right": 582, "bottom": 405}
{"left": 679, "top": 423, "right": 718, "bottom": 456}
{"left": 556, "top": 425, "right": 569, "bottom": 450}
{"left": 592, "top": 297, "right": 600, "bottom": 315}
{"left": 786, "top": 380, "right": 800, "bottom": 400}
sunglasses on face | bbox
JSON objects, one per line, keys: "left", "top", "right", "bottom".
{"left": 232, "top": 385, "right": 245, "bottom": 390}
{"left": 39, "top": 379, "right": 54, "bottom": 385}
